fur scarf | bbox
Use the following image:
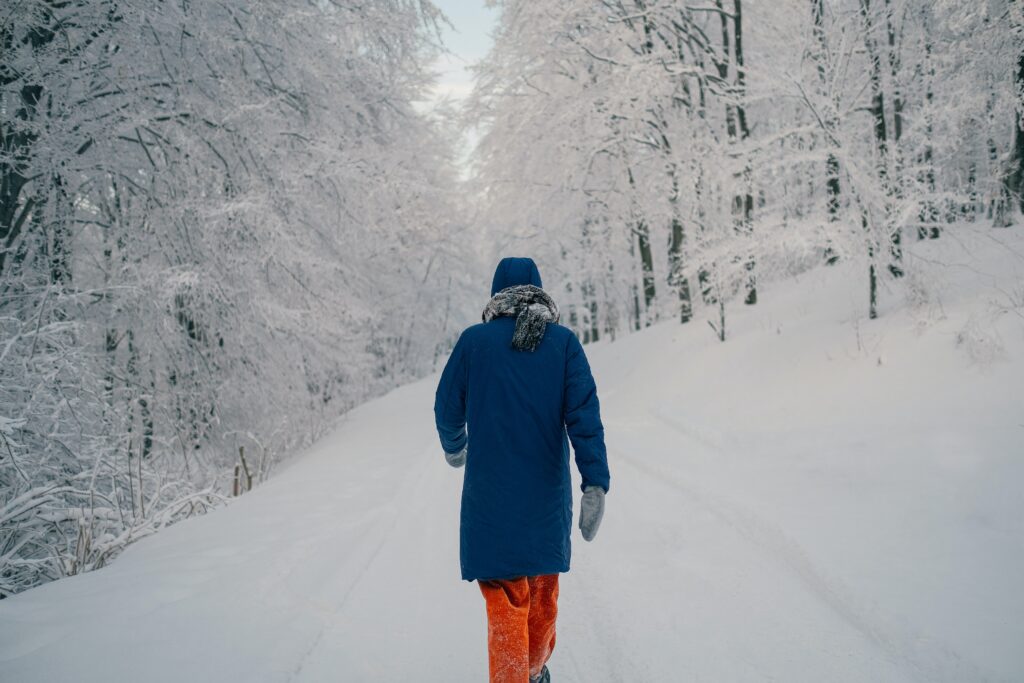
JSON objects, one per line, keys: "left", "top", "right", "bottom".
{"left": 482, "top": 285, "right": 560, "bottom": 352}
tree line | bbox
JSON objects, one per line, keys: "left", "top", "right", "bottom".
{"left": 469, "top": 0, "right": 1023, "bottom": 338}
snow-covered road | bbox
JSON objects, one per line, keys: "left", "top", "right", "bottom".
{"left": 2, "top": 233, "right": 1022, "bottom": 682}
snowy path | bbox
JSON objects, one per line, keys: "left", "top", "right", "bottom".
{"left": 2, "top": 236, "right": 1023, "bottom": 682}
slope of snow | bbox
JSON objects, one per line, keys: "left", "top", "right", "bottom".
{"left": 2, "top": 226, "right": 1022, "bottom": 682}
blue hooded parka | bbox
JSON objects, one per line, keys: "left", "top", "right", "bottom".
{"left": 434, "top": 257, "right": 610, "bottom": 581}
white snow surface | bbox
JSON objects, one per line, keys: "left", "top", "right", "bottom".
{"left": 2, "top": 227, "right": 1023, "bottom": 682}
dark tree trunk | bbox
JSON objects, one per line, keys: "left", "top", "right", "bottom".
{"left": 124, "top": 329, "right": 154, "bottom": 461}
{"left": 627, "top": 236, "right": 642, "bottom": 332}
{"left": 716, "top": 0, "right": 754, "bottom": 303}
{"left": 631, "top": 282, "right": 642, "bottom": 332}
{"left": 637, "top": 223, "right": 656, "bottom": 324}
{"left": 715, "top": 0, "right": 737, "bottom": 141}
{"left": 668, "top": 213, "right": 693, "bottom": 324}
{"left": 869, "top": 261, "right": 878, "bottom": 320}
{"left": 694, "top": 161, "right": 714, "bottom": 306}
{"left": 625, "top": 164, "right": 656, "bottom": 325}
{"left": 662, "top": 126, "right": 692, "bottom": 323}
{"left": 733, "top": 0, "right": 750, "bottom": 142}
{"left": 866, "top": 214, "right": 878, "bottom": 320}
{"left": 965, "top": 160, "right": 979, "bottom": 222}
{"left": 861, "top": 0, "right": 901, "bottom": 314}
{"left": 861, "top": 1, "right": 888, "bottom": 175}
{"left": 811, "top": 0, "right": 842, "bottom": 264}
{"left": 48, "top": 176, "right": 72, "bottom": 287}
{"left": 587, "top": 283, "right": 600, "bottom": 343}
{"left": 811, "top": 0, "right": 828, "bottom": 83}
{"left": 825, "top": 154, "right": 841, "bottom": 258}
{"left": 917, "top": 5, "right": 940, "bottom": 239}
{"left": 688, "top": 48, "right": 715, "bottom": 306}
{"left": 884, "top": 0, "right": 903, "bottom": 144}
{"left": 883, "top": 0, "right": 904, "bottom": 274}
{"left": 733, "top": 0, "right": 756, "bottom": 305}
{"left": 1003, "top": 41, "right": 1024, "bottom": 221}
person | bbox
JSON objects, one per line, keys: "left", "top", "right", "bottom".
{"left": 434, "top": 257, "right": 610, "bottom": 683}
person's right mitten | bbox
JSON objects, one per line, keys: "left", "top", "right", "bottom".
{"left": 444, "top": 447, "right": 467, "bottom": 468}
{"left": 579, "top": 485, "right": 605, "bottom": 541}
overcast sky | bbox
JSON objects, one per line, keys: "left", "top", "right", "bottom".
{"left": 428, "top": 1, "right": 499, "bottom": 105}
{"left": 419, "top": 1, "right": 499, "bottom": 170}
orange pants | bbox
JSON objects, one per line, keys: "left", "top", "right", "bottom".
{"left": 478, "top": 574, "right": 559, "bottom": 683}
{"left": 475, "top": 573, "right": 557, "bottom": 679}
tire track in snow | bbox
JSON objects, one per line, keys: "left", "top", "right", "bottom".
{"left": 622, "top": 411, "right": 1001, "bottom": 683}
{"left": 285, "top": 445, "right": 437, "bottom": 682}
{"left": 562, "top": 569, "right": 630, "bottom": 683}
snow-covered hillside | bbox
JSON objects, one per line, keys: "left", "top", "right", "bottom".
{"left": 2, "top": 227, "right": 1022, "bottom": 682}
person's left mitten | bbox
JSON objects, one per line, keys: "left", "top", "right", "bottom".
{"left": 579, "top": 485, "right": 605, "bottom": 541}
{"left": 444, "top": 447, "right": 467, "bottom": 468}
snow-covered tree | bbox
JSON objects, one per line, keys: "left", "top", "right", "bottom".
{"left": 0, "top": 0, "right": 477, "bottom": 596}
{"left": 469, "top": 0, "right": 1021, "bottom": 334}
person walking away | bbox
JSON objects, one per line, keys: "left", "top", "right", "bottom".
{"left": 434, "top": 257, "right": 610, "bottom": 683}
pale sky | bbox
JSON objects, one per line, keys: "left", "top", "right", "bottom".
{"left": 422, "top": 1, "right": 499, "bottom": 172}
{"left": 427, "top": 1, "right": 499, "bottom": 106}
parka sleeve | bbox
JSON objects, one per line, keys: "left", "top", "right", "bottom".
{"left": 434, "top": 332, "right": 469, "bottom": 455}
{"left": 563, "top": 333, "right": 610, "bottom": 493}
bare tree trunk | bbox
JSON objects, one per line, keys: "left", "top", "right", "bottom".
{"left": 733, "top": 0, "right": 756, "bottom": 305}
{"left": 715, "top": 1, "right": 737, "bottom": 140}
{"left": 861, "top": 4, "right": 889, "bottom": 198}
{"left": 625, "top": 165, "right": 656, "bottom": 325}
{"left": 48, "top": 176, "right": 72, "bottom": 289}
{"left": 716, "top": 0, "right": 755, "bottom": 304}
{"left": 689, "top": 49, "right": 715, "bottom": 306}
{"left": 917, "top": 4, "right": 940, "bottom": 239}
{"left": 812, "top": 0, "right": 842, "bottom": 264}
{"left": 585, "top": 280, "right": 600, "bottom": 342}
{"left": 662, "top": 128, "right": 692, "bottom": 323}
{"left": 627, "top": 233, "right": 642, "bottom": 332}
{"left": 883, "top": 0, "right": 905, "bottom": 274}
{"left": 626, "top": 3, "right": 658, "bottom": 325}
{"left": 866, "top": 214, "right": 878, "bottom": 320}
{"left": 707, "top": 272, "right": 726, "bottom": 342}
{"left": 668, "top": 208, "right": 693, "bottom": 323}
{"left": 869, "top": 260, "right": 878, "bottom": 320}
{"left": 1002, "top": 37, "right": 1024, "bottom": 222}
{"left": 637, "top": 222, "right": 656, "bottom": 324}
{"left": 860, "top": 0, "right": 901, "bottom": 315}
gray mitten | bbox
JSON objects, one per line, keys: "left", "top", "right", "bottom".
{"left": 444, "top": 447, "right": 467, "bottom": 468}
{"left": 579, "top": 485, "right": 605, "bottom": 541}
